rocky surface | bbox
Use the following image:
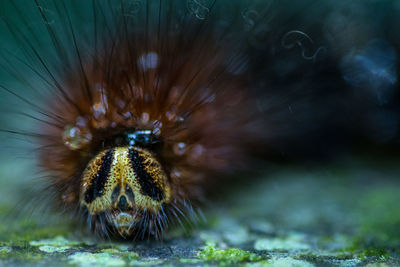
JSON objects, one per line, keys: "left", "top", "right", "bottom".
{"left": 1, "top": 157, "right": 400, "bottom": 266}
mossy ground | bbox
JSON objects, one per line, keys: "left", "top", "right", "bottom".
{"left": 1, "top": 159, "right": 400, "bottom": 266}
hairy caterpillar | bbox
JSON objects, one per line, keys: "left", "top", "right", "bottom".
{"left": 0, "top": 0, "right": 328, "bottom": 239}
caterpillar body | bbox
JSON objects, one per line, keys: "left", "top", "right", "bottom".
{"left": 0, "top": 0, "right": 324, "bottom": 239}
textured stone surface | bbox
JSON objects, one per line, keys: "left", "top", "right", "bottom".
{"left": 1, "top": 158, "right": 400, "bottom": 266}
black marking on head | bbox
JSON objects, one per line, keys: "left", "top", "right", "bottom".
{"left": 125, "top": 185, "right": 135, "bottom": 202}
{"left": 84, "top": 149, "right": 114, "bottom": 203}
{"left": 111, "top": 185, "right": 121, "bottom": 203}
{"left": 128, "top": 148, "right": 164, "bottom": 201}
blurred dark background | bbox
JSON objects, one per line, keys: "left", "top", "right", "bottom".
{"left": 245, "top": 0, "right": 400, "bottom": 162}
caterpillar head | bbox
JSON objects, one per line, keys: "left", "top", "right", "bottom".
{"left": 80, "top": 145, "right": 171, "bottom": 237}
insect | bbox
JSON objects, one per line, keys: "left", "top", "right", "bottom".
{"left": 0, "top": 0, "right": 323, "bottom": 239}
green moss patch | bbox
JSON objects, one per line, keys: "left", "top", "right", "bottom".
{"left": 0, "top": 246, "right": 44, "bottom": 264}
{"left": 0, "top": 218, "right": 76, "bottom": 248}
{"left": 197, "top": 242, "right": 262, "bottom": 266}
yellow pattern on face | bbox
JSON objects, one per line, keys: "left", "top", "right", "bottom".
{"left": 80, "top": 146, "right": 171, "bottom": 235}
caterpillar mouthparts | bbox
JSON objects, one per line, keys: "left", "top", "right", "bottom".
{"left": 0, "top": 0, "right": 306, "bottom": 239}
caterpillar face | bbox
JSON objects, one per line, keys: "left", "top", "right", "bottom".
{"left": 80, "top": 139, "right": 171, "bottom": 236}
